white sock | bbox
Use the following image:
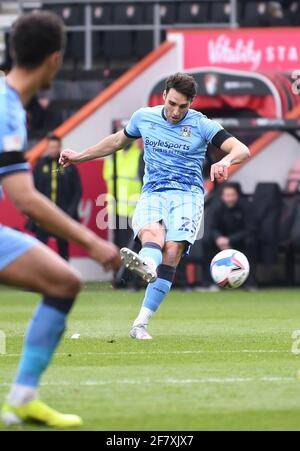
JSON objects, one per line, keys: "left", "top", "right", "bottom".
{"left": 133, "top": 306, "right": 154, "bottom": 327}
{"left": 7, "top": 384, "right": 38, "bottom": 407}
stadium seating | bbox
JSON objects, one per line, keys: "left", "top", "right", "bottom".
{"left": 103, "top": 31, "right": 133, "bottom": 60}
{"left": 102, "top": 3, "right": 147, "bottom": 61}
{"left": 135, "top": 30, "right": 153, "bottom": 58}
{"left": 288, "top": 1, "right": 300, "bottom": 26}
{"left": 43, "top": 3, "right": 84, "bottom": 64}
{"left": 113, "top": 3, "right": 144, "bottom": 24}
{"left": 159, "top": 3, "right": 176, "bottom": 24}
{"left": 252, "top": 183, "right": 282, "bottom": 266}
{"left": 135, "top": 4, "right": 155, "bottom": 58}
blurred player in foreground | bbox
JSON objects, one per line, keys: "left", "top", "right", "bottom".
{"left": 60, "top": 72, "right": 250, "bottom": 340}
{"left": 0, "top": 11, "right": 120, "bottom": 428}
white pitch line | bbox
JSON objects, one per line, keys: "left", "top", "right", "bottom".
{"left": 0, "top": 376, "right": 295, "bottom": 387}
{"left": 0, "top": 349, "right": 289, "bottom": 358}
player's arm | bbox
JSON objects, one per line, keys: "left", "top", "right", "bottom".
{"left": 1, "top": 171, "right": 121, "bottom": 270}
{"left": 59, "top": 130, "right": 134, "bottom": 168}
{"left": 210, "top": 135, "right": 250, "bottom": 182}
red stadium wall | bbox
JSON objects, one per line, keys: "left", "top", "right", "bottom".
{"left": 168, "top": 28, "right": 300, "bottom": 72}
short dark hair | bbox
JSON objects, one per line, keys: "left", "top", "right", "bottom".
{"left": 10, "top": 10, "right": 65, "bottom": 68}
{"left": 165, "top": 73, "right": 198, "bottom": 101}
{"left": 47, "top": 133, "right": 61, "bottom": 143}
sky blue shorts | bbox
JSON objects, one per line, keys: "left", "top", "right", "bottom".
{"left": 0, "top": 226, "right": 37, "bottom": 272}
{"left": 132, "top": 190, "right": 204, "bottom": 250}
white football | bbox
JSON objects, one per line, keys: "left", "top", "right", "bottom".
{"left": 210, "top": 249, "right": 250, "bottom": 288}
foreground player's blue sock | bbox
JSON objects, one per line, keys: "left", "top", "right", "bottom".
{"left": 134, "top": 264, "right": 176, "bottom": 326}
{"left": 138, "top": 242, "right": 162, "bottom": 268}
{"left": 8, "top": 297, "right": 75, "bottom": 405}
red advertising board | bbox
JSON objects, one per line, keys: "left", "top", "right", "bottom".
{"left": 168, "top": 28, "right": 300, "bottom": 72}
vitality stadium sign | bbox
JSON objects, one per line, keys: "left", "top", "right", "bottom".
{"left": 168, "top": 28, "right": 300, "bottom": 71}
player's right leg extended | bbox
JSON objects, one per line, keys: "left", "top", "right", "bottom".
{"left": 0, "top": 227, "right": 83, "bottom": 428}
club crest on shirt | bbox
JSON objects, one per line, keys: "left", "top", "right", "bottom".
{"left": 180, "top": 126, "right": 192, "bottom": 138}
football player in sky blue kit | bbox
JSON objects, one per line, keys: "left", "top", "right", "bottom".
{"left": 60, "top": 72, "right": 250, "bottom": 340}
{"left": 0, "top": 11, "right": 120, "bottom": 428}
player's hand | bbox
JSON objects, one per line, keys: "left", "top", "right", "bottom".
{"left": 88, "top": 238, "right": 121, "bottom": 271}
{"left": 59, "top": 149, "right": 80, "bottom": 168}
{"left": 210, "top": 160, "right": 230, "bottom": 182}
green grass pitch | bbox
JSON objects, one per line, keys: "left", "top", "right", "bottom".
{"left": 1, "top": 285, "right": 300, "bottom": 431}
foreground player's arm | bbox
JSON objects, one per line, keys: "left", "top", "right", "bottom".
{"left": 210, "top": 136, "right": 250, "bottom": 182}
{"left": 59, "top": 130, "right": 134, "bottom": 168}
{"left": 2, "top": 172, "right": 121, "bottom": 270}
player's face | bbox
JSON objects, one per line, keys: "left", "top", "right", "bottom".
{"left": 221, "top": 187, "right": 239, "bottom": 208}
{"left": 163, "top": 88, "right": 191, "bottom": 124}
{"left": 47, "top": 140, "right": 61, "bottom": 159}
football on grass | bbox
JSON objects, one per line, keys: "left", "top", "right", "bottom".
{"left": 210, "top": 249, "right": 250, "bottom": 288}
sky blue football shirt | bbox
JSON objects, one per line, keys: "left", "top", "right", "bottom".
{"left": 124, "top": 105, "right": 223, "bottom": 194}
